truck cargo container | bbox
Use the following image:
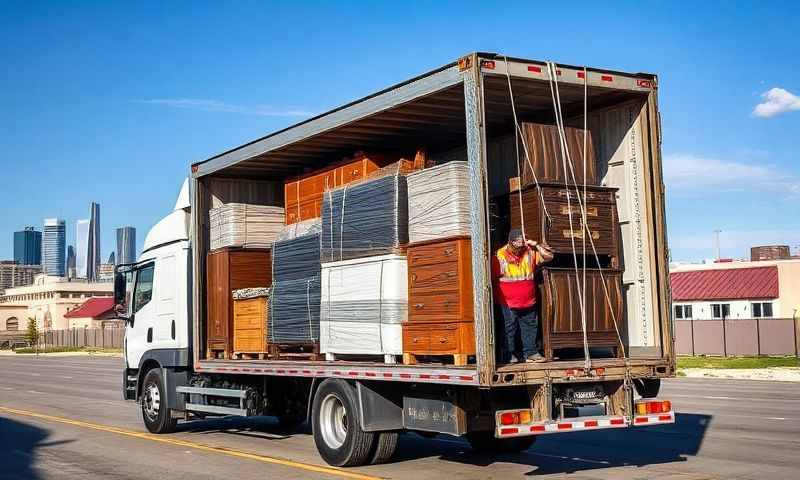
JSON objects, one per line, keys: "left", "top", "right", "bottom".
{"left": 117, "top": 52, "right": 675, "bottom": 467}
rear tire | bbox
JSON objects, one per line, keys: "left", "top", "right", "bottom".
{"left": 370, "top": 432, "right": 399, "bottom": 464}
{"left": 312, "top": 379, "right": 376, "bottom": 467}
{"left": 634, "top": 378, "right": 661, "bottom": 398}
{"left": 140, "top": 369, "right": 177, "bottom": 434}
{"left": 466, "top": 431, "right": 536, "bottom": 453}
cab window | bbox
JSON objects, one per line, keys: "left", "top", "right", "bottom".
{"left": 133, "top": 264, "right": 155, "bottom": 313}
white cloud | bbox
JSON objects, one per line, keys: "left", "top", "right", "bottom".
{"left": 140, "top": 98, "right": 313, "bottom": 117}
{"left": 753, "top": 87, "right": 800, "bottom": 118}
{"left": 663, "top": 153, "right": 800, "bottom": 197}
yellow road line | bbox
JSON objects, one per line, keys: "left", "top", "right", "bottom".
{"left": 0, "top": 405, "right": 381, "bottom": 480}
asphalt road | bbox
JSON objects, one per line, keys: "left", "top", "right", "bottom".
{"left": 0, "top": 355, "right": 798, "bottom": 480}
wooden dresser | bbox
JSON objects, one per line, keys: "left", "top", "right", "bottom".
{"left": 539, "top": 268, "right": 624, "bottom": 360}
{"left": 284, "top": 153, "right": 389, "bottom": 225}
{"left": 206, "top": 248, "right": 272, "bottom": 358}
{"left": 233, "top": 295, "right": 269, "bottom": 357}
{"left": 403, "top": 236, "right": 475, "bottom": 365}
{"left": 509, "top": 183, "right": 620, "bottom": 260}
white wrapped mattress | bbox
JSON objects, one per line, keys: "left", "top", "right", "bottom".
{"left": 320, "top": 254, "right": 407, "bottom": 356}
{"left": 407, "top": 161, "right": 471, "bottom": 243}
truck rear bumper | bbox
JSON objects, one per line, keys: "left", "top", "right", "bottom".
{"left": 495, "top": 411, "right": 675, "bottom": 438}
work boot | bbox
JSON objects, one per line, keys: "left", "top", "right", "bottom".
{"left": 526, "top": 353, "right": 546, "bottom": 363}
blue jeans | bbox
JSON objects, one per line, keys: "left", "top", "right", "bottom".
{"left": 500, "top": 305, "right": 539, "bottom": 362}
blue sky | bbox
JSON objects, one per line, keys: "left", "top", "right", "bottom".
{"left": 1, "top": 0, "right": 798, "bottom": 262}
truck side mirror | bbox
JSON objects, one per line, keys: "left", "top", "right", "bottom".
{"left": 114, "top": 270, "right": 130, "bottom": 321}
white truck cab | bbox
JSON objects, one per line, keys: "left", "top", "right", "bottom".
{"left": 116, "top": 180, "right": 193, "bottom": 432}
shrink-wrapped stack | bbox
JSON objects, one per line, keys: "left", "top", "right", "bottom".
{"left": 407, "top": 161, "right": 471, "bottom": 243}
{"left": 321, "top": 175, "right": 408, "bottom": 262}
{"left": 209, "top": 203, "right": 284, "bottom": 250}
{"left": 320, "top": 254, "right": 407, "bottom": 358}
{"left": 269, "top": 227, "right": 322, "bottom": 343}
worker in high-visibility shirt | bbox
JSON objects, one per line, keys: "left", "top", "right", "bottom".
{"left": 492, "top": 228, "right": 554, "bottom": 363}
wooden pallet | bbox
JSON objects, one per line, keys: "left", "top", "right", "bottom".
{"left": 267, "top": 342, "right": 321, "bottom": 361}
{"left": 402, "top": 352, "right": 471, "bottom": 366}
{"left": 231, "top": 351, "right": 269, "bottom": 360}
{"left": 324, "top": 352, "right": 398, "bottom": 364}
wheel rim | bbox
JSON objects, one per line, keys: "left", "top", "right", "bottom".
{"left": 143, "top": 381, "right": 161, "bottom": 420}
{"left": 319, "top": 393, "right": 348, "bottom": 449}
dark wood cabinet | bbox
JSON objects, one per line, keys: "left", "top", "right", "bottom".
{"left": 404, "top": 236, "right": 475, "bottom": 365}
{"left": 509, "top": 183, "right": 619, "bottom": 260}
{"left": 206, "top": 248, "right": 272, "bottom": 359}
{"left": 539, "top": 268, "right": 624, "bottom": 360}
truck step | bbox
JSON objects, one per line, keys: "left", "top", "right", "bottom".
{"left": 176, "top": 386, "right": 248, "bottom": 398}
{"left": 184, "top": 403, "right": 248, "bottom": 417}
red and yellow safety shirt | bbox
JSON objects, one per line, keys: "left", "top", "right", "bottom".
{"left": 492, "top": 245, "right": 541, "bottom": 309}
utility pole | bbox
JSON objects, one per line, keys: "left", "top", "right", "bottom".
{"left": 713, "top": 229, "right": 722, "bottom": 260}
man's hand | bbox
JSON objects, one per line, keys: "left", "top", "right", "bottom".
{"left": 525, "top": 239, "right": 538, "bottom": 248}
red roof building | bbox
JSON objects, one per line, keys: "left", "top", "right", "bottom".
{"left": 670, "top": 266, "right": 779, "bottom": 301}
{"left": 64, "top": 297, "right": 121, "bottom": 329}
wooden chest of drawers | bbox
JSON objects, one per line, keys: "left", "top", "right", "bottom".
{"left": 509, "top": 183, "right": 619, "bottom": 259}
{"left": 539, "top": 267, "right": 624, "bottom": 360}
{"left": 206, "top": 248, "right": 272, "bottom": 358}
{"left": 404, "top": 236, "right": 475, "bottom": 364}
{"left": 233, "top": 296, "right": 268, "bottom": 354}
{"left": 284, "top": 153, "right": 388, "bottom": 225}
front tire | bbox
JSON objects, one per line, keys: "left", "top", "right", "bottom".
{"left": 141, "top": 369, "right": 177, "bottom": 434}
{"left": 312, "top": 379, "right": 375, "bottom": 467}
{"left": 466, "top": 431, "right": 536, "bottom": 453}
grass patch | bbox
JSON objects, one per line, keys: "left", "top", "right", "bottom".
{"left": 677, "top": 356, "right": 800, "bottom": 369}
{"left": 14, "top": 346, "right": 123, "bottom": 354}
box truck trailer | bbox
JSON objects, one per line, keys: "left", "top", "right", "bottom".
{"left": 116, "top": 52, "right": 675, "bottom": 467}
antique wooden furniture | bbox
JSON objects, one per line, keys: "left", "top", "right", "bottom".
{"left": 232, "top": 293, "right": 269, "bottom": 358}
{"left": 517, "top": 122, "right": 598, "bottom": 187}
{"left": 509, "top": 182, "right": 619, "bottom": 261}
{"left": 404, "top": 236, "right": 475, "bottom": 365}
{"left": 539, "top": 267, "right": 624, "bottom": 360}
{"left": 206, "top": 248, "right": 272, "bottom": 359}
{"left": 284, "top": 152, "right": 389, "bottom": 225}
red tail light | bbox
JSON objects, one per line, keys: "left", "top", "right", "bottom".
{"left": 500, "top": 412, "right": 518, "bottom": 425}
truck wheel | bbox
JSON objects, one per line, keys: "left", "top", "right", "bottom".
{"left": 312, "top": 379, "right": 375, "bottom": 467}
{"left": 141, "top": 369, "right": 177, "bottom": 434}
{"left": 370, "top": 432, "right": 399, "bottom": 465}
{"left": 466, "top": 431, "right": 536, "bottom": 453}
{"left": 634, "top": 378, "right": 661, "bottom": 399}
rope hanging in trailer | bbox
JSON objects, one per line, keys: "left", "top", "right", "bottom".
{"left": 546, "top": 61, "right": 591, "bottom": 371}
{"left": 545, "top": 61, "right": 628, "bottom": 361}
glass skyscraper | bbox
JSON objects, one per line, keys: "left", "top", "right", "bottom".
{"left": 13, "top": 226, "right": 42, "bottom": 265}
{"left": 116, "top": 226, "right": 136, "bottom": 265}
{"left": 87, "top": 202, "right": 101, "bottom": 282}
{"left": 42, "top": 218, "right": 65, "bottom": 277}
{"left": 75, "top": 219, "right": 90, "bottom": 279}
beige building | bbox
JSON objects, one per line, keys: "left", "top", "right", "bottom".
{"left": 0, "top": 274, "right": 113, "bottom": 331}
{"left": 0, "top": 261, "right": 43, "bottom": 294}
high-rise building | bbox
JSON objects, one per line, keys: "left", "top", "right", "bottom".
{"left": 42, "top": 218, "right": 65, "bottom": 277}
{"left": 87, "top": 202, "right": 101, "bottom": 282}
{"left": 75, "top": 219, "right": 90, "bottom": 279}
{"left": 66, "top": 245, "right": 76, "bottom": 279}
{"left": 107, "top": 252, "right": 115, "bottom": 264}
{"left": 13, "top": 227, "right": 42, "bottom": 266}
{"left": 0, "top": 261, "right": 42, "bottom": 293}
{"left": 116, "top": 226, "right": 136, "bottom": 265}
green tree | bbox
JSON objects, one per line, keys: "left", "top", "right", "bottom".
{"left": 25, "top": 317, "right": 39, "bottom": 347}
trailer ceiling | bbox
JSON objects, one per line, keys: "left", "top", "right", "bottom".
{"left": 198, "top": 68, "right": 648, "bottom": 180}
